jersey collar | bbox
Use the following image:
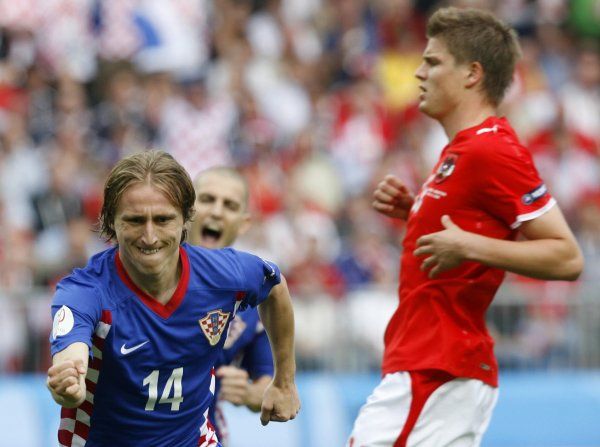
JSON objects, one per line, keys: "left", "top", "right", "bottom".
{"left": 451, "top": 116, "right": 512, "bottom": 145}
{"left": 115, "top": 246, "right": 190, "bottom": 319}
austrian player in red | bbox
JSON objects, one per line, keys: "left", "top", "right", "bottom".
{"left": 347, "top": 7, "right": 584, "bottom": 447}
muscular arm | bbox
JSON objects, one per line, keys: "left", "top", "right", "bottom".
{"left": 257, "top": 275, "right": 300, "bottom": 425}
{"left": 46, "top": 342, "right": 89, "bottom": 408}
{"left": 415, "top": 206, "right": 584, "bottom": 280}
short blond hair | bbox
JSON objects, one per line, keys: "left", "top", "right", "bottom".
{"left": 427, "top": 7, "right": 521, "bottom": 106}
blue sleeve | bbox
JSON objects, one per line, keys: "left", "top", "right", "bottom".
{"left": 49, "top": 277, "right": 102, "bottom": 356}
{"left": 241, "top": 327, "right": 274, "bottom": 379}
{"left": 232, "top": 250, "right": 281, "bottom": 309}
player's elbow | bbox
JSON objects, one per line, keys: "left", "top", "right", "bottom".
{"left": 551, "top": 242, "right": 584, "bottom": 281}
{"left": 545, "top": 237, "right": 584, "bottom": 281}
{"left": 561, "top": 251, "right": 584, "bottom": 281}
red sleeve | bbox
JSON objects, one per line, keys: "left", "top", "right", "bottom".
{"left": 471, "top": 135, "right": 555, "bottom": 229}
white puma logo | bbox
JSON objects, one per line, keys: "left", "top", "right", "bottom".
{"left": 476, "top": 125, "right": 498, "bottom": 135}
{"left": 120, "top": 341, "right": 149, "bottom": 355}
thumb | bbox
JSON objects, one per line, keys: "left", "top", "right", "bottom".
{"left": 260, "top": 400, "right": 273, "bottom": 426}
{"left": 73, "top": 358, "right": 86, "bottom": 376}
{"left": 215, "top": 366, "right": 230, "bottom": 378}
{"left": 441, "top": 214, "right": 454, "bottom": 229}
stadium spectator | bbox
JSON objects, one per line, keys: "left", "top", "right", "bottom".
{"left": 348, "top": 7, "right": 583, "bottom": 447}
{"left": 0, "top": 0, "right": 594, "bottom": 377}
{"left": 557, "top": 45, "right": 600, "bottom": 156}
{"left": 190, "top": 166, "right": 274, "bottom": 446}
{"left": 46, "top": 151, "right": 299, "bottom": 446}
{"left": 159, "top": 75, "right": 237, "bottom": 179}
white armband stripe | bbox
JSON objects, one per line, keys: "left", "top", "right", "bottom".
{"left": 510, "top": 198, "right": 556, "bottom": 229}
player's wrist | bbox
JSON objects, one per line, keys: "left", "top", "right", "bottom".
{"left": 461, "top": 231, "right": 484, "bottom": 263}
{"left": 244, "top": 386, "right": 263, "bottom": 411}
{"left": 271, "top": 374, "right": 296, "bottom": 389}
{"left": 53, "top": 392, "right": 84, "bottom": 408}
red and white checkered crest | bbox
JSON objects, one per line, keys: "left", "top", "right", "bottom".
{"left": 199, "top": 310, "right": 230, "bottom": 346}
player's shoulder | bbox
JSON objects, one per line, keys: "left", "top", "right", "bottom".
{"left": 462, "top": 117, "right": 531, "bottom": 162}
{"left": 53, "top": 246, "right": 117, "bottom": 309}
{"left": 185, "top": 243, "right": 246, "bottom": 269}
{"left": 184, "top": 244, "right": 281, "bottom": 296}
{"left": 184, "top": 243, "right": 261, "bottom": 287}
{"left": 185, "top": 243, "right": 272, "bottom": 268}
{"left": 57, "top": 246, "right": 117, "bottom": 291}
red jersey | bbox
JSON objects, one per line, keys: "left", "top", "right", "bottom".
{"left": 381, "top": 117, "right": 555, "bottom": 387}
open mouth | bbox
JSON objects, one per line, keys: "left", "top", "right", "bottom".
{"left": 201, "top": 226, "right": 223, "bottom": 244}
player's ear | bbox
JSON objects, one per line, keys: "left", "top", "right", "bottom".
{"left": 465, "top": 61, "right": 484, "bottom": 89}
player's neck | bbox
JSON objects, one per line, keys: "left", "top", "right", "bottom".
{"left": 440, "top": 99, "right": 497, "bottom": 141}
{"left": 124, "top": 256, "right": 182, "bottom": 305}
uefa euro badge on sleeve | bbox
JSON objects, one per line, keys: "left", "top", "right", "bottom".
{"left": 52, "top": 305, "right": 74, "bottom": 340}
{"left": 199, "top": 310, "right": 231, "bottom": 346}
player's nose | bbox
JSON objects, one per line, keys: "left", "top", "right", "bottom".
{"left": 141, "top": 221, "right": 159, "bottom": 245}
{"left": 415, "top": 63, "right": 426, "bottom": 81}
{"left": 210, "top": 201, "right": 224, "bottom": 218}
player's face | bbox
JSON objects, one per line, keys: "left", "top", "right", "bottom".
{"left": 114, "top": 182, "right": 184, "bottom": 277}
{"left": 415, "top": 37, "right": 468, "bottom": 121}
{"left": 191, "top": 173, "right": 250, "bottom": 249}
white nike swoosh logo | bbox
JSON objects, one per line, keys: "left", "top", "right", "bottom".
{"left": 120, "top": 341, "right": 149, "bottom": 355}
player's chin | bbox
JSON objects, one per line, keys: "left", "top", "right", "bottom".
{"left": 417, "top": 101, "right": 431, "bottom": 115}
{"left": 134, "top": 249, "right": 171, "bottom": 269}
{"left": 136, "top": 259, "right": 165, "bottom": 274}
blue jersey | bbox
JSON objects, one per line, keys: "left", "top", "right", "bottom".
{"left": 49, "top": 243, "right": 281, "bottom": 447}
{"left": 210, "top": 307, "right": 274, "bottom": 441}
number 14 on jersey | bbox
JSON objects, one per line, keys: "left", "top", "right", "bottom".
{"left": 143, "top": 367, "right": 184, "bottom": 411}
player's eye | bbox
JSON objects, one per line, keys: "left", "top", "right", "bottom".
{"left": 197, "top": 194, "right": 215, "bottom": 204}
{"left": 225, "top": 201, "right": 240, "bottom": 212}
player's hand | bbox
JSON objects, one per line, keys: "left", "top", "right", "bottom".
{"left": 216, "top": 366, "right": 255, "bottom": 408}
{"left": 372, "top": 175, "right": 414, "bottom": 220}
{"left": 414, "top": 215, "right": 469, "bottom": 278}
{"left": 46, "top": 359, "right": 87, "bottom": 407}
{"left": 259, "top": 380, "right": 300, "bottom": 426}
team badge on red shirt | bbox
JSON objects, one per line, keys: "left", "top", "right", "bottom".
{"left": 434, "top": 153, "right": 458, "bottom": 183}
{"left": 199, "top": 309, "right": 230, "bottom": 346}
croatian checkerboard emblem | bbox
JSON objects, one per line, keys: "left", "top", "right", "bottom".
{"left": 199, "top": 310, "right": 230, "bottom": 346}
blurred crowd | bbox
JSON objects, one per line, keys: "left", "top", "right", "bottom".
{"left": 0, "top": 0, "right": 598, "bottom": 373}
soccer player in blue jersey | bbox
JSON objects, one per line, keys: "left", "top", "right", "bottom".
{"left": 46, "top": 151, "right": 300, "bottom": 447}
{"left": 190, "top": 167, "right": 274, "bottom": 445}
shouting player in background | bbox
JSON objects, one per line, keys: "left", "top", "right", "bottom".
{"left": 190, "top": 167, "right": 274, "bottom": 446}
{"left": 46, "top": 151, "right": 300, "bottom": 447}
{"left": 348, "top": 7, "right": 583, "bottom": 447}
